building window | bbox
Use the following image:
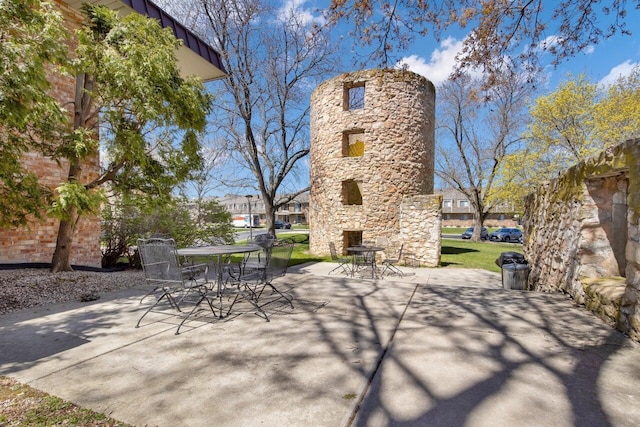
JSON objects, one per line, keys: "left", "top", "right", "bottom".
{"left": 443, "top": 200, "right": 452, "bottom": 209}
{"left": 343, "top": 82, "right": 365, "bottom": 111}
{"left": 342, "top": 180, "right": 363, "bottom": 205}
{"left": 294, "top": 203, "right": 301, "bottom": 213}
{"left": 342, "top": 129, "right": 365, "bottom": 157}
{"left": 459, "top": 200, "right": 469, "bottom": 208}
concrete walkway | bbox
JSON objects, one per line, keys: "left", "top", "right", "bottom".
{"left": 1, "top": 263, "right": 639, "bottom": 426}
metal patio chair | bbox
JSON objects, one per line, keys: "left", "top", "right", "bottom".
{"left": 381, "top": 243, "right": 404, "bottom": 277}
{"left": 329, "top": 242, "right": 352, "bottom": 276}
{"left": 351, "top": 245, "right": 378, "bottom": 278}
{"left": 241, "top": 233, "right": 276, "bottom": 274}
{"left": 136, "top": 238, "right": 214, "bottom": 329}
{"left": 230, "top": 240, "right": 295, "bottom": 320}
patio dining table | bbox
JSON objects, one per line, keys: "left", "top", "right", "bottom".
{"left": 347, "top": 246, "right": 384, "bottom": 279}
{"left": 177, "top": 244, "right": 261, "bottom": 319}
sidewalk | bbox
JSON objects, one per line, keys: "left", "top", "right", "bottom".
{"left": 1, "top": 263, "right": 639, "bottom": 426}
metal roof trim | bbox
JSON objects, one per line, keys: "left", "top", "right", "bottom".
{"left": 120, "top": 0, "right": 226, "bottom": 78}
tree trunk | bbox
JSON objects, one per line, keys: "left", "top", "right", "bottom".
{"left": 264, "top": 198, "right": 275, "bottom": 236}
{"left": 50, "top": 154, "right": 83, "bottom": 273}
{"left": 51, "top": 73, "right": 93, "bottom": 272}
{"left": 50, "top": 209, "right": 78, "bottom": 272}
{"left": 471, "top": 215, "right": 484, "bottom": 242}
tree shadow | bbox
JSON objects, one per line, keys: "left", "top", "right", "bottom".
{"left": 350, "top": 285, "right": 634, "bottom": 426}
{"left": 441, "top": 245, "right": 478, "bottom": 255}
{"left": 1, "top": 271, "right": 637, "bottom": 426}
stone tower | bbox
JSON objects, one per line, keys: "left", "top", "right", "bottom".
{"left": 309, "top": 68, "right": 441, "bottom": 267}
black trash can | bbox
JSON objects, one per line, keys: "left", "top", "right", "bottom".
{"left": 495, "top": 252, "right": 529, "bottom": 290}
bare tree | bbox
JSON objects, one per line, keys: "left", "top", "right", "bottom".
{"left": 178, "top": 143, "right": 227, "bottom": 225}
{"left": 436, "top": 68, "right": 531, "bottom": 240}
{"left": 170, "top": 0, "right": 338, "bottom": 234}
{"left": 327, "top": 0, "right": 637, "bottom": 80}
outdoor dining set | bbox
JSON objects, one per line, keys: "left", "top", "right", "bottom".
{"left": 135, "top": 234, "right": 294, "bottom": 334}
{"left": 328, "top": 242, "right": 405, "bottom": 280}
{"left": 134, "top": 234, "right": 407, "bottom": 334}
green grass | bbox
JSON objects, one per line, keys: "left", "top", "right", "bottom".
{"left": 230, "top": 232, "right": 324, "bottom": 267}
{"left": 0, "top": 376, "right": 131, "bottom": 426}
{"left": 230, "top": 232, "right": 521, "bottom": 273}
{"left": 440, "top": 238, "right": 523, "bottom": 273}
{"left": 277, "top": 233, "right": 523, "bottom": 273}
{"left": 272, "top": 232, "right": 324, "bottom": 266}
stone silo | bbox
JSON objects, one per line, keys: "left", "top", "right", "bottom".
{"left": 309, "top": 68, "right": 441, "bottom": 267}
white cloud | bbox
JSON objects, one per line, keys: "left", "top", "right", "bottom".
{"left": 278, "top": 0, "right": 324, "bottom": 26}
{"left": 535, "top": 35, "right": 562, "bottom": 52}
{"left": 599, "top": 60, "right": 639, "bottom": 86}
{"left": 396, "top": 37, "right": 484, "bottom": 85}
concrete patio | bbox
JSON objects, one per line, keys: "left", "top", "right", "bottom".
{"left": 1, "top": 262, "right": 639, "bottom": 426}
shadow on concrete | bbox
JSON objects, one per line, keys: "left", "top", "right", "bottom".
{"left": 351, "top": 285, "right": 635, "bottom": 426}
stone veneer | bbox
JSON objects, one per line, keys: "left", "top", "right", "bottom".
{"left": 523, "top": 139, "right": 640, "bottom": 340}
{"left": 0, "top": 1, "right": 102, "bottom": 267}
{"left": 309, "top": 69, "right": 441, "bottom": 267}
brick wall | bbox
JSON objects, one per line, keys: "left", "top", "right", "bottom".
{"left": 0, "top": 1, "right": 102, "bottom": 267}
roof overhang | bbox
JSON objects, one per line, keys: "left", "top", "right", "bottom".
{"left": 64, "top": 0, "right": 227, "bottom": 82}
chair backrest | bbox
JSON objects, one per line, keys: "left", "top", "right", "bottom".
{"left": 264, "top": 241, "right": 294, "bottom": 283}
{"left": 328, "top": 242, "right": 340, "bottom": 261}
{"left": 386, "top": 243, "right": 404, "bottom": 262}
{"left": 251, "top": 233, "right": 276, "bottom": 248}
{"left": 137, "top": 238, "right": 183, "bottom": 283}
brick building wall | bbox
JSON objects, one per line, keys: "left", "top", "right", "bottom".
{"left": 0, "top": 1, "right": 102, "bottom": 267}
{"left": 309, "top": 69, "right": 441, "bottom": 267}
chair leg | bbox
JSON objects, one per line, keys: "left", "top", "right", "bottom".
{"left": 225, "top": 281, "right": 271, "bottom": 321}
{"left": 139, "top": 286, "right": 160, "bottom": 304}
{"left": 329, "top": 261, "right": 351, "bottom": 276}
{"left": 256, "top": 281, "right": 294, "bottom": 309}
{"left": 328, "top": 264, "right": 343, "bottom": 275}
{"left": 136, "top": 288, "right": 179, "bottom": 328}
{"left": 175, "top": 291, "right": 219, "bottom": 334}
{"left": 381, "top": 262, "right": 404, "bottom": 277}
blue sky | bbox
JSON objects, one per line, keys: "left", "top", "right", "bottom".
{"left": 192, "top": 1, "right": 640, "bottom": 197}
{"left": 293, "top": 0, "right": 640, "bottom": 89}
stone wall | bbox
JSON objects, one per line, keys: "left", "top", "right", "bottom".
{"left": 399, "top": 195, "right": 442, "bottom": 267}
{"left": 0, "top": 1, "right": 102, "bottom": 267}
{"left": 309, "top": 69, "right": 441, "bottom": 267}
{"left": 523, "top": 139, "right": 640, "bottom": 340}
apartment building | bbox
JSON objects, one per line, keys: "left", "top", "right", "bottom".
{"left": 218, "top": 193, "right": 309, "bottom": 226}
{"left": 439, "top": 188, "right": 520, "bottom": 227}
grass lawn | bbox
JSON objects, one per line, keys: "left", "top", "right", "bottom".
{"left": 440, "top": 238, "right": 523, "bottom": 273}
{"left": 269, "top": 233, "right": 523, "bottom": 274}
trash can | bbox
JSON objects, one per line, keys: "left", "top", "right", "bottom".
{"left": 501, "top": 263, "right": 529, "bottom": 290}
{"left": 495, "top": 252, "right": 529, "bottom": 290}
{"left": 495, "top": 251, "right": 526, "bottom": 267}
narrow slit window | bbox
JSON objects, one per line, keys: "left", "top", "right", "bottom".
{"left": 344, "top": 82, "right": 365, "bottom": 111}
{"left": 342, "top": 180, "right": 363, "bottom": 205}
{"left": 342, "top": 130, "right": 365, "bottom": 157}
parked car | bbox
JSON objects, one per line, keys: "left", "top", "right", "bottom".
{"left": 461, "top": 227, "right": 488, "bottom": 240}
{"left": 489, "top": 227, "right": 523, "bottom": 242}
{"left": 274, "top": 220, "right": 291, "bottom": 229}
